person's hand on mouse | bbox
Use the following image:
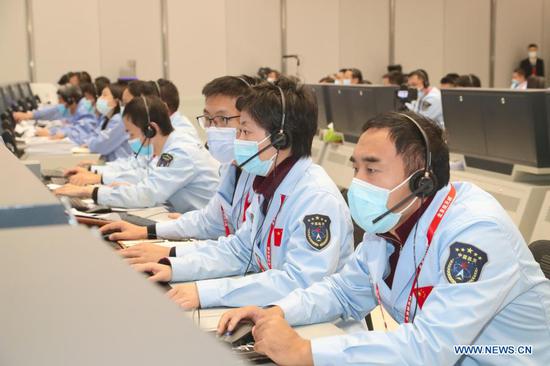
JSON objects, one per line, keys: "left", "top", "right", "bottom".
{"left": 69, "top": 172, "right": 101, "bottom": 186}
{"left": 217, "top": 306, "right": 283, "bottom": 335}
{"left": 132, "top": 262, "right": 172, "bottom": 282}
{"left": 167, "top": 212, "right": 181, "bottom": 219}
{"left": 253, "top": 315, "right": 313, "bottom": 366}
{"left": 166, "top": 283, "right": 200, "bottom": 310}
{"left": 119, "top": 243, "right": 170, "bottom": 265}
{"left": 100, "top": 221, "right": 148, "bottom": 241}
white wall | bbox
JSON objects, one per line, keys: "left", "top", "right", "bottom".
{"left": 0, "top": 0, "right": 28, "bottom": 83}
{"left": 98, "top": 0, "right": 163, "bottom": 82}
{"left": 1, "top": 0, "right": 549, "bottom": 90}
{"left": 32, "top": 0, "right": 101, "bottom": 83}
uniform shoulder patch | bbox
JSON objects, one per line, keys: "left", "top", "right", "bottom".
{"left": 445, "top": 242, "right": 488, "bottom": 284}
{"left": 157, "top": 153, "right": 174, "bottom": 167}
{"left": 421, "top": 100, "right": 432, "bottom": 111}
{"left": 303, "top": 214, "right": 331, "bottom": 250}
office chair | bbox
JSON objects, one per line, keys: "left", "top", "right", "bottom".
{"left": 529, "top": 240, "right": 550, "bottom": 280}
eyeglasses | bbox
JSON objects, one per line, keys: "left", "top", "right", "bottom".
{"left": 196, "top": 114, "right": 240, "bottom": 128}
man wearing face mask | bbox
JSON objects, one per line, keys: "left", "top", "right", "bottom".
{"left": 510, "top": 68, "right": 528, "bottom": 90}
{"left": 217, "top": 111, "right": 550, "bottom": 366}
{"left": 54, "top": 96, "right": 219, "bottom": 214}
{"left": 132, "top": 78, "right": 354, "bottom": 312}
{"left": 99, "top": 75, "right": 259, "bottom": 261}
{"left": 519, "top": 43, "right": 545, "bottom": 78}
{"left": 406, "top": 69, "right": 444, "bottom": 129}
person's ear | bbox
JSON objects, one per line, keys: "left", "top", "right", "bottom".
{"left": 150, "top": 121, "right": 161, "bottom": 135}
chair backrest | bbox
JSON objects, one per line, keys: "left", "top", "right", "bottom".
{"left": 529, "top": 240, "right": 550, "bottom": 280}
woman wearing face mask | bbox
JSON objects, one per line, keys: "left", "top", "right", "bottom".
{"left": 84, "top": 83, "right": 132, "bottom": 161}
{"left": 99, "top": 75, "right": 258, "bottom": 263}
{"left": 131, "top": 78, "right": 354, "bottom": 313}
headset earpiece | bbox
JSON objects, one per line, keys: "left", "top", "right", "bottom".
{"left": 409, "top": 170, "right": 437, "bottom": 198}
{"left": 271, "top": 86, "right": 290, "bottom": 150}
{"left": 141, "top": 95, "right": 156, "bottom": 139}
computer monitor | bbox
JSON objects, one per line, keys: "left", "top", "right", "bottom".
{"left": 307, "top": 84, "right": 330, "bottom": 130}
{"left": 442, "top": 89, "right": 550, "bottom": 171}
{"left": 8, "top": 84, "right": 23, "bottom": 102}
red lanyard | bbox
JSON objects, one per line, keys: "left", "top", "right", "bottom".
{"left": 242, "top": 193, "right": 251, "bottom": 222}
{"left": 258, "top": 194, "right": 287, "bottom": 270}
{"left": 220, "top": 206, "right": 231, "bottom": 236}
{"left": 375, "top": 184, "right": 457, "bottom": 329}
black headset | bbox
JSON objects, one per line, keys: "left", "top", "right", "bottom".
{"left": 57, "top": 84, "right": 82, "bottom": 105}
{"left": 372, "top": 112, "right": 437, "bottom": 224}
{"left": 270, "top": 85, "right": 290, "bottom": 150}
{"left": 141, "top": 95, "right": 156, "bottom": 139}
{"left": 414, "top": 69, "right": 430, "bottom": 88}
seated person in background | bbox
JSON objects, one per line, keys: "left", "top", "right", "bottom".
{"left": 100, "top": 75, "right": 260, "bottom": 263}
{"left": 217, "top": 111, "right": 550, "bottom": 366}
{"left": 12, "top": 84, "right": 95, "bottom": 128}
{"left": 455, "top": 74, "right": 481, "bottom": 87}
{"left": 406, "top": 69, "right": 444, "bottom": 129}
{"left": 79, "top": 82, "right": 98, "bottom": 116}
{"left": 318, "top": 76, "right": 335, "bottom": 84}
{"left": 54, "top": 96, "right": 219, "bottom": 214}
{"left": 83, "top": 83, "right": 132, "bottom": 161}
{"left": 383, "top": 70, "right": 405, "bottom": 86}
{"left": 519, "top": 43, "right": 545, "bottom": 78}
{"left": 156, "top": 78, "right": 200, "bottom": 142}
{"left": 63, "top": 81, "right": 161, "bottom": 186}
{"left": 133, "top": 78, "right": 354, "bottom": 310}
{"left": 345, "top": 68, "right": 370, "bottom": 84}
{"left": 510, "top": 68, "right": 528, "bottom": 90}
{"left": 439, "top": 72, "right": 459, "bottom": 88}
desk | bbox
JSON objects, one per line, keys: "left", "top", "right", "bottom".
{"left": 0, "top": 143, "right": 67, "bottom": 228}
{"left": 0, "top": 225, "right": 240, "bottom": 366}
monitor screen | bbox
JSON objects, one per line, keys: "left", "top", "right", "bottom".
{"left": 9, "top": 84, "right": 22, "bottom": 101}
{"left": 20, "top": 82, "right": 33, "bottom": 99}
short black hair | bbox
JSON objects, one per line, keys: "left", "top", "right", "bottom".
{"left": 57, "top": 84, "right": 82, "bottom": 105}
{"left": 236, "top": 77, "right": 317, "bottom": 159}
{"left": 94, "top": 76, "right": 110, "bottom": 96}
{"left": 383, "top": 71, "right": 405, "bottom": 85}
{"left": 127, "top": 80, "right": 159, "bottom": 98}
{"left": 528, "top": 43, "right": 538, "bottom": 49}
{"left": 157, "top": 79, "right": 179, "bottom": 114}
{"left": 80, "top": 82, "right": 97, "bottom": 99}
{"left": 409, "top": 69, "right": 430, "bottom": 87}
{"left": 349, "top": 68, "right": 363, "bottom": 83}
{"left": 513, "top": 67, "right": 526, "bottom": 77}
{"left": 78, "top": 71, "right": 92, "bottom": 84}
{"left": 202, "top": 75, "right": 261, "bottom": 99}
{"left": 455, "top": 74, "right": 481, "bottom": 87}
{"left": 440, "top": 73, "right": 460, "bottom": 85}
{"left": 123, "top": 95, "right": 174, "bottom": 136}
{"left": 362, "top": 111, "right": 450, "bottom": 193}
{"left": 58, "top": 72, "right": 75, "bottom": 85}
{"left": 106, "top": 82, "right": 126, "bottom": 116}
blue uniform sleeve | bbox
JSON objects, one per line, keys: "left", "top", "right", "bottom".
{"left": 307, "top": 219, "right": 523, "bottom": 366}
{"left": 96, "top": 151, "right": 196, "bottom": 208}
{"left": 193, "top": 191, "right": 354, "bottom": 308}
{"left": 33, "top": 105, "right": 63, "bottom": 120}
{"left": 86, "top": 115, "right": 129, "bottom": 156}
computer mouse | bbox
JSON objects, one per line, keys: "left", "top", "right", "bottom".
{"left": 221, "top": 319, "right": 255, "bottom": 346}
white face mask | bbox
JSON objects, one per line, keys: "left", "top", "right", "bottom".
{"left": 342, "top": 78, "right": 352, "bottom": 85}
{"left": 206, "top": 127, "right": 237, "bottom": 163}
{"left": 529, "top": 51, "right": 537, "bottom": 59}
{"left": 267, "top": 77, "right": 276, "bottom": 83}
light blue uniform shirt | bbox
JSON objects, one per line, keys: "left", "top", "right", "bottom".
{"left": 156, "top": 164, "right": 254, "bottom": 240}
{"left": 86, "top": 113, "right": 132, "bottom": 162}
{"left": 406, "top": 87, "right": 444, "bottom": 129}
{"left": 96, "top": 129, "right": 220, "bottom": 213}
{"left": 272, "top": 182, "right": 550, "bottom": 366}
{"left": 170, "top": 111, "right": 201, "bottom": 143}
{"left": 166, "top": 157, "right": 355, "bottom": 308}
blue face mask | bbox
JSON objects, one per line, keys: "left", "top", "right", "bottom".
{"left": 347, "top": 174, "right": 418, "bottom": 234}
{"left": 57, "top": 104, "right": 68, "bottom": 117}
{"left": 96, "top": 97, "right": 113, "bottom": 116}
{"left": 234, "top": 135, "right": 275, "bottom": 176}
{"left": 129, "top": 138, "right": 152, "bottom": 156}
{"left": 81, "top": 98, "right": 94, "bottom": 113}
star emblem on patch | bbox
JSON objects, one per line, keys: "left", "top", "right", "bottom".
{"left": 303, "top": 214, "right": 331, "bottom": 250}
{"left": 445, "top": 242, "right": 488, "bottom": 284}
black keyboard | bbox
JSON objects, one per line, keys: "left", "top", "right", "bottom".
{"left": 118, "top": 212, "right": 157, "bottom": 227}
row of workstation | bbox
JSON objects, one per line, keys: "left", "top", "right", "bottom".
{"left": 306, "top": 84, "right": 550, "bottom": 244}
{"left": 1, "top": 114, "right": 357, "bottom": 364}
